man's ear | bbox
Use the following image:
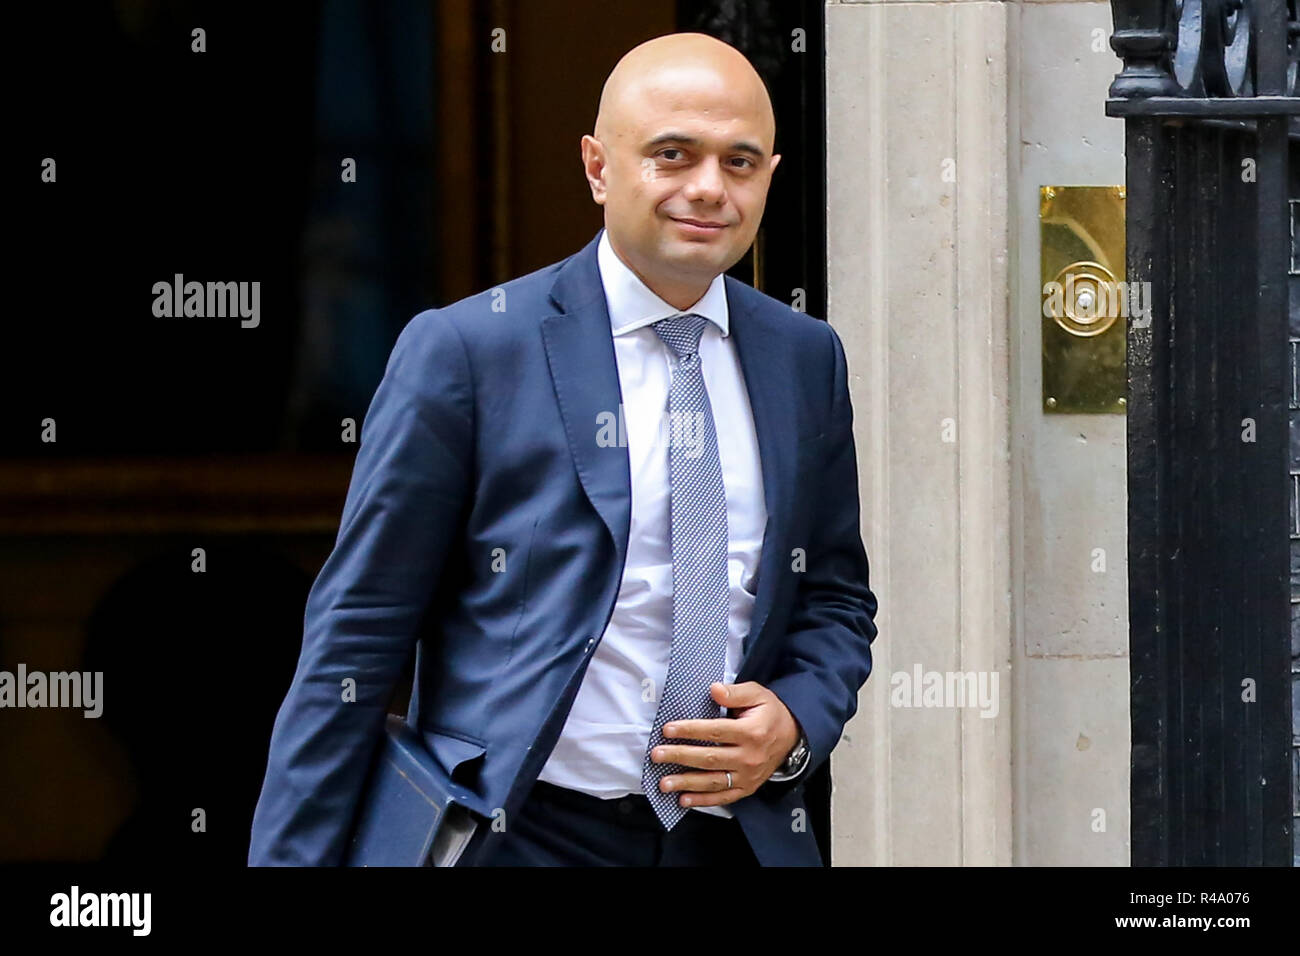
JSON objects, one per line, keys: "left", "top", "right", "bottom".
{"left": 581, "top": 134, "right": 607, "bottom": 205}
{"left": 769, "top": 153, "right": 781, "bottom": 177}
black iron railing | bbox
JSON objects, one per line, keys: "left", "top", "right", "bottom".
{"left": 1108, "top": 0, "right": 1298, "bottom": 865}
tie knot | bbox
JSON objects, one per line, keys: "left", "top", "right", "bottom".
{"left": 652, "top": 313, "right": 709, "bottom": 359}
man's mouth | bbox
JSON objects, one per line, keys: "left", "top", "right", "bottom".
{"left": 670, "top": 217, "right": 729, "bottom": 234}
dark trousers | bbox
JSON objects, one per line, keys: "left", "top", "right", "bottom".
{"left": 457, "top": 779, "right": 761, "bottom": 867}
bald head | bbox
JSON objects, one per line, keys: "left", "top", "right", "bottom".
{"left": 581, "top": 33, "right": 781, "bottom": 312}
{"left": 594, "top": 33, "right": 775, "bottom": 153}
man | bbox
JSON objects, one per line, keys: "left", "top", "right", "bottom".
{"left": 249, "top": 31, "right": 878, "bottom": 868}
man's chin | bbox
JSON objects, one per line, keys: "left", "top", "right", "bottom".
{"left": 659, "top": 240, "right": 730, "bottom": 271}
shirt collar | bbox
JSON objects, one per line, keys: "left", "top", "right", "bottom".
{"left": 596, "top": 227, "right": 729, "bottom": 338}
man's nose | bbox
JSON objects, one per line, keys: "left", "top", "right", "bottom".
{"left": 682, "top": 156, "right": 726, "bottom": 204}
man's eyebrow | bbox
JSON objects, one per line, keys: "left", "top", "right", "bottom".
{"left": 644, "top": 132, "right": 766, "bottom": 159}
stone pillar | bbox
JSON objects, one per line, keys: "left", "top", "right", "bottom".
{"left": 824, "top": 0, "right": 1129, "bottom": 866}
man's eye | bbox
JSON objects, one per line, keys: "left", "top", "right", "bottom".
{"left": 659, "top": 149, "right": 683, "bottom": 160}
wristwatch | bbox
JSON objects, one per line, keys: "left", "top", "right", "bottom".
{"left": 768, "top": 731, "right": 810, "bottom": 782}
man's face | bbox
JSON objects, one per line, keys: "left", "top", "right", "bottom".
{"left": 584, "top": 64, "right": 780, "bottom": 295}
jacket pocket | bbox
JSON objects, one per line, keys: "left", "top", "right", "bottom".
{"left": 426, "top": 727, "right": 488, "bottom": 787}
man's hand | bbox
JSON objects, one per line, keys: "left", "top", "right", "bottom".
{"left": 648, "top": 681, "right": 802, "bottom": 807}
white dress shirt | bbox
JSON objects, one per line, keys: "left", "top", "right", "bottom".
{"left": 535, "top": 228, "right": 767, "bottom": 820}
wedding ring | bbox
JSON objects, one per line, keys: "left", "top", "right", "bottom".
{"left": 725, "top": 771, "right": 733, "bottom": 789}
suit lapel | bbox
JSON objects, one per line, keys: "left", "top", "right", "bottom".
{"left": 725, "top": 277, "right": 799, "bottom": 673}
{"left": 540, "top": 233, "right": 633, "bottom": 565}
{"left": 540, "top": 231, "right": 799, "bottom": 674}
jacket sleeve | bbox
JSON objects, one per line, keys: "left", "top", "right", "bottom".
{"left": 248, "top": 309, "right": 475, "bottom": 865}
{"left": 763, "top": 320, "right": 879, "bottom": 789}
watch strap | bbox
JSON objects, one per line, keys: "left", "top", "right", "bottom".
{"left": 768, "top": 731, "right": 810, "bottom": 782}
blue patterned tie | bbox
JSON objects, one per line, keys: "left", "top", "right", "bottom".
{"left": 641, "top": 313, "right": 731, "bottom": 830}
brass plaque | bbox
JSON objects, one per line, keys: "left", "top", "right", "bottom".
{"left": 1040, "top": 185, "right": 1128, "bottom": 413}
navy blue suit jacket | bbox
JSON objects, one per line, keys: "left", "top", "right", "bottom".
{"left": 248, "top": 227, "right": 879, "bottom": 866}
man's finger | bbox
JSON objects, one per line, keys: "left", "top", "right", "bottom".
{"left": 652, "top": 743, "right": 740, "bottom": 770}
{"left": 657, "top": 771, "right": 735, "bottom": 794}
{"left": 663, "top": 717, "right": 746, "bottom": 743}
{"left": 712, "top": 680, "right": 767, "bottom": 708}
{"left": 676, "top": 787, "right": 746, "bottom": 808}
